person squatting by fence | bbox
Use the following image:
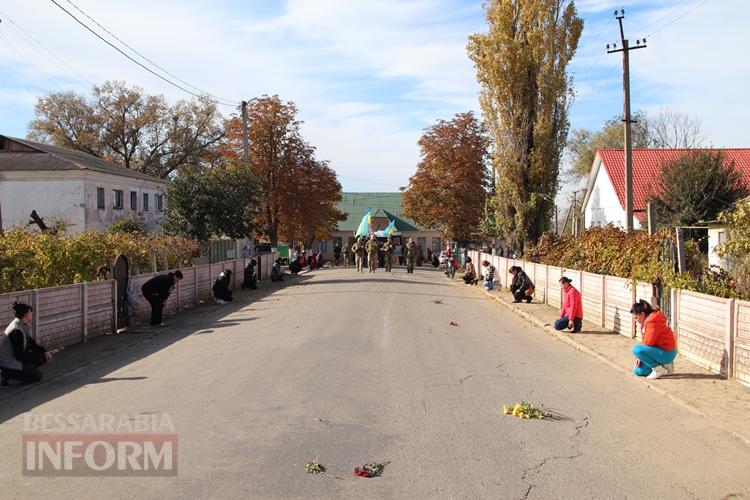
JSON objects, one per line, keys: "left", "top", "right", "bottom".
{"left": 481, "top": 260, "right": 495, "bottom": 290}
{"left": 630, "top": 300, "right": 677, "bottom": 379}
{"left": 213, "top": 270, "right": 234, "bottom": 305}
{"left": 555, "top": 276, "right": 583, "bottom": 333}
{"left": 141, "top": 270, "right": 183, "bottom": 326}
{"left": 0, "top": 302, "right": 53, "bottom": 386}
{"left": 271, "top": 259, "right": 285, "bottom": 282}
{"left": 509, "top": 266, "right": 535, "bottom": 303}
{"left": 242, "top": 260, "right": 258, "bottom": 290}
{"left": 463, "top": 257, "right": 478, "bottom": 285}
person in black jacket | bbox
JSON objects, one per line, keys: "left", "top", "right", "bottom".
{"left": 241, "top": 260, "right": 257, "bottom": 290}
{"left": 509, "top": 266, "right": 535, "bottom": 303}
{"left": 212, "top": 270, "right": 234, "bottom": 304}
{"left": 0, "top": 303, "right": 52, "bottom": 386}
{"left": 141, "top": 270, "right": 183, "bottom": 326}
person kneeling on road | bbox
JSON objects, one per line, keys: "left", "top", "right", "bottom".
{"left": 463, "top": 257, "right": 478, "bottom": 285}
{"left": 509, "top": 266, "right": 535, "bottom": 303}
{"left": 555, "top": 276, "right": 582, "bottom": 333}
{"left": 212, "top": 270, "right": 234, "bottom": 305}
{"left": 0, "top": 302, "right": 52, "bottom": 387}
{"left": 241, "top": 259, "right": 257, "bottom": 290}
{"left": 630, "top": 300, "right": 677, "bottom": 379}
{"left": 271, "top": 259, "right": 285, "bottom": 282}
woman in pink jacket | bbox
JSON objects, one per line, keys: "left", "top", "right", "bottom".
{"left": 555, "top": 276, "right": 583, "bottom": 333}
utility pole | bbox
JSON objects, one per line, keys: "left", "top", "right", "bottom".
{"left": 241, "top": 100, "right": 250, "bottom": 162}
{"left": 607, "top": 9, "right": 646, "bottom": 233}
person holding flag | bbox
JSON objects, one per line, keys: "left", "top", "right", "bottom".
{"left": 382, "top": 237, "right": 394, "bottom": 272}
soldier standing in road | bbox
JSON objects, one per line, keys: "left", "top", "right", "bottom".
{"left": 405, "top": 238, "right": 417, "bottom": 274}
{"left": 365, "top": 235, "right": 380, "bottom": 273}
{"left": 381, "top": 237, "right": 394, "bottom": 272}
{"left": 342, "top": 241, "right": 350, "bottom": 267}
{"left": 352, "top": 237, "right": 365, "bottom": 273}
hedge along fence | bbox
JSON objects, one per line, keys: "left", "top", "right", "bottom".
{"left": 0, "top": 252, "right": 278, "bottom": 351}
{"left": 469, "top": 250, "right": 750, "bottom": 387}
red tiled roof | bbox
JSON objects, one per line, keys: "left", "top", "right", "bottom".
{"left": 597, "top": 148, "right": 750, "bottom": 222}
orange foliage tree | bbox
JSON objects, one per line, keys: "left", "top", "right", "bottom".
{"left": 402, "top": 112, "right": 489, "bottom": 242}
{"left": 222, "top": 95, "right": 343, "bottom": 246}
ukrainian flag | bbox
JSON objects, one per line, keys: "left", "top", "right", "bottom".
{"left": 355, "top": 209, "right": 372, "bottom": 237}
{"left": 384, "top": 219, "right": 396, "bottom": 236}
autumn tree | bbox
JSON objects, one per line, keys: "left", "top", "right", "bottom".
{"left": 468, "top": 0, "right": 583, "bottom": 250}
{"left": 222, "top": 95, "right": 343, "bottom": 246}
{"left": 402, "top": 112, "right": 489, "bottom": 242}
{"left": 650, "top": 150, "right": 748, "bottom": 227}
{"left": 28, "top": 81, "right": 224, "bottom": 178}
{"left": 161, "top": 162, "right": 257, "bottom": 241}
{"left": 567, "top": 109, "right": 706, "bottom": 180}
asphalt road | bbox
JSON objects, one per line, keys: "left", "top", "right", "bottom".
{"left": 1, "top": 267, "right": 750, "bottom": 499}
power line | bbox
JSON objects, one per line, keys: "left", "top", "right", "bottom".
{"left": 48, "top": 0, "right": 238, "bottom": 107}
{"left": 61, "top": 0, "right": 235, "bottom": 106}
{"left": 577, "top": 15, "right": 613, "bottom": 78}
{"left": 0, "top": 10, "right": 94, "bottom": 85}
{"left": 644, "top": 0, "right": 710, "bottom": 38}
{"left": 640, "top": 0, "right": 705, "bottom": 35}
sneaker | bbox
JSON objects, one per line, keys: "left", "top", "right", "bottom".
{"left": 663, "top": 362, "right": 674, "bottom": 375}
{"left": 647, "top": 365, "right": 668, "bottom": 379}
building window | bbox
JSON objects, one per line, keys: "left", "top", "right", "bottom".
{"left": 96, "top": 187, "right": 105, "bottom": 209}
{"left": 143, "top": 193, "right": 149, "bottom": 212}
{"left": 130, "top": 191, "right": 137, "bottom": 210}
{"left": 155, "top": 194, "right": 164, "bottom": 212}
{"left": 113, "top": 189, "right": 124, "bottom": 210}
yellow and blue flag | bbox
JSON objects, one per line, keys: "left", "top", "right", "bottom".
{"left": 384, "top": 219, "right": 397, "bottom": 236}
{"left": 355, "top": 209, "right": 372, "bottom": 237}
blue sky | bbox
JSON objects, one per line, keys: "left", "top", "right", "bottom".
{"left": 0, "top": 0, "right": 746, "bottom": 192}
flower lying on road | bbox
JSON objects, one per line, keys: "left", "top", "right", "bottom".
{"left": 354, "top": 462, "right": 388, "bottom": 477}
{"left": 450, "top": 321, "right": 459, "bottom": 326}
{"left": 503, "top": 402, "right": 547, "bottom": 419}
{"left": 306, "top": 462, "right": 326, "bottom": 474}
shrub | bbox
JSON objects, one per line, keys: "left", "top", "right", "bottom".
{"left": 109, "top": 217, "right": 147, "bottom": 234}
{"left": 0, "top": 228, "right": 199, "bottom": 293}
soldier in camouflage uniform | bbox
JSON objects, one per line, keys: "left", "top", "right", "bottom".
{"left": 381, "top": 237, "right": 394, "bottom": 272}
{"left": 405, "top": 238, "right": 417, "bottom": 274}
{"left": 365, "top": 235, "right": 380, "bottom": 273}
{"left": 342, "top": 241, "right": 351, "bottom": 267}
{"left": 352, "top": 237, "right": 365, "bottom": 273}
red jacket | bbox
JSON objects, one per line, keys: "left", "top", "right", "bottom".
{"left": 642, "top": 311, "right": 677, "bottom": 351}
{"left": 561, "top": 286, "right": 583, "bottom": 320}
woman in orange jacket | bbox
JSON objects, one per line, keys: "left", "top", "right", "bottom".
{"left": 630, "top": 300, "right": 677, "bottom": 379}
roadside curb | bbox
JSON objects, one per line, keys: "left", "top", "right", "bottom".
{"left": 464, "top": 282, "right": 750, "bottom": 447}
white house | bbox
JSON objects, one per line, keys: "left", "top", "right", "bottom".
{"left": 581, "top": 148, "right": 750, "bottom": 231}
{"left": 0, "top": 135, "right": 167, "bottom": 233}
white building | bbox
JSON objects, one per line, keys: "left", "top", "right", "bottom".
{"left": 0, "top": 135, "right": 167, "bottom": 233}
{"left": 581, "top": 148, "right": 750, "bottom": 231}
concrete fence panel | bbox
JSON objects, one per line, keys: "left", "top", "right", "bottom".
{"left": 604, "top": 276, "right": 633, "bottom": 337}
{"left": 735, "top": 300, "right": 750, "bottom": 386}
{"left": 535, "top": 264, "right": 548, "bottom": 304}
{"left": 196, "top": 264, "right": 212, "bottom": 302}
{"left": 37, "top": 284, "right": 83, "bottom": 349}
{"left": 676, "top": 290, "right": 729, "bottom": 374}
{"left": 86, "top": 281, "right": 114, "bottom": 339}
{"left": 582, "top": 272, "right": 605, "bottom": 327}
{"left": 547, "top": 266, "right": 563, "bottom": 308}
{"left": 0, "top": 290, "right": 33, "bottom": 331}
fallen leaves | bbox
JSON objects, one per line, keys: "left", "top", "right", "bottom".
{"left": 432, "top": 299, "right": 444, "bottom": 304}
{"left": 450, "top": 321, "right": 459, "bottom": 326}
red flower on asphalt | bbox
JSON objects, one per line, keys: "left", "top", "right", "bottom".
{"left": 354, "top": 467, "right": 372, "bottom": 477}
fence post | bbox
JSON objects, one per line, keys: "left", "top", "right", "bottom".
{"left": 81, "top": 283, "right": 88, "bottom": 343}
{"left": 32, "top": 289, "right": 39, "bottom": 341}
{"left": 111, "top": 279, "right": 117, "bottom": 333}
{"left": 194, "top": 267, "right": 198, "bottom": 305}
{"left": 726, "top": 298, "right": 736, "bottom": 379}
{"left": 600, "top": 275, "right": 606, "bottom": 327}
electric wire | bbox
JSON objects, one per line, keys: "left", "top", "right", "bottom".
{"left": 48, "top": 0, "right": 238, "bottom": 107}
{"left": 61, "top": 0, "right": 235, "bottom": 106}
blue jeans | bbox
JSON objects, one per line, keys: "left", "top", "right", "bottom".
{"left": 632, "top": 344, "right": 677, "bottom": 376}
{"left": 554, "top": 316, "right": 582, "bottom": 333}
{"left": 484, "top": 279, "right": 494, "bottom": 290}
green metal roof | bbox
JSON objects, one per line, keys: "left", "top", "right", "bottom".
{"left": 336, "top": 192, "right": 424, "bottom": 232}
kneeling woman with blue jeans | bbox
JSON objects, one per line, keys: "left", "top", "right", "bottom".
{"left": 630, "top": 300, "right": 677, "bottom": 379}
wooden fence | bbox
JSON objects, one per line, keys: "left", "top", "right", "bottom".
{"left": 0, "top": 252, "right": 278, "bottom": 351}
{"left": 470, "top": 250, "right": 750, "bottom": 387}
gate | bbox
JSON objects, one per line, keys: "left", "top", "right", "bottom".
{"left": 113, "top": 254, "right": 129, "bottom": 329}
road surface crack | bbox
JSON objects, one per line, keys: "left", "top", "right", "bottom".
{"left": 459, "top": 374, "right": 473, "bottom": 384}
